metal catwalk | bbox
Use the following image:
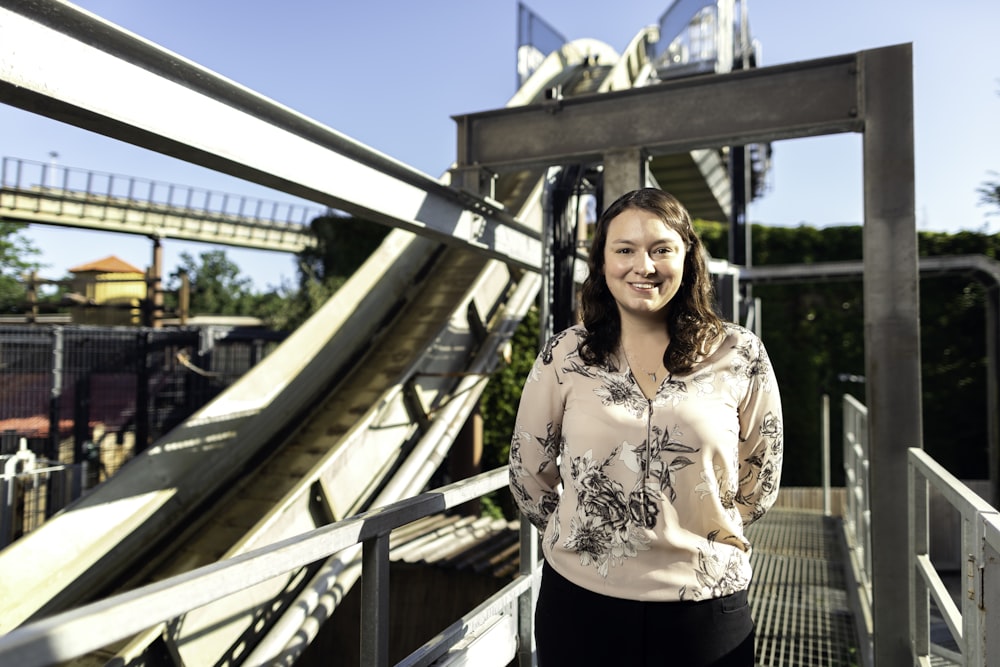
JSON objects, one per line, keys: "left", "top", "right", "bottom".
{"left": 747, "top": 509, "right": 860, "bottom": 666}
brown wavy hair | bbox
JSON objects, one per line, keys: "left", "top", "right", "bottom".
{"left": 578, "top": 188, "right": 723, "bottom": 375}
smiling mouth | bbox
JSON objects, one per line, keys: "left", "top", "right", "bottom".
{"left": 631, "top": 282, "right": 658, "bottom": 289}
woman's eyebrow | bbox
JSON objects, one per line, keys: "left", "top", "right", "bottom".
{"left": 608, "top": 237, "right": 676, "bottom": 245}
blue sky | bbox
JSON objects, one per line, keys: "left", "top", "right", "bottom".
{"left": 3, "top": 0, "right": 999, "bottom": 291}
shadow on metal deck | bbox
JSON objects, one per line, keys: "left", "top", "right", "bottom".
{"left": 747, "top": 509, "right": 860, "bottom": 666}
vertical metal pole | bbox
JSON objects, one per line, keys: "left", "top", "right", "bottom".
{"left": 150, "top": 236, "right": 163, "bottom": 328}
{"left": 982, "top": 518, "right": 1000, "bottom": 666}
{"left": 822, "top": 394, "right": 831, "bottom": 516}
{"left": 986, "top": 288, "right": 999, "bottom": 507}
{"left": 73, "top": 376, "right": 90, "bottom": 466}
{"left": 179, "top": 270, "right": 190, "bottom": 326}
{"left": 962, "top": 513, "right": 979, "bottom": 664}
{"left": 908, "top": 454, "right": 929, "bottom": 662}
{"left": 26, "top": 271, "right": 38, "bottom": 324}
{"left": 0, "top": 476, "right": 12, "bottom": 550}
{"left": 602, "top": 148, "right": 647, "bottom": 208}
{"left": 861, "top": 44, "right": 920, "bottom": 667}
{"left": 539, "top": 168, "right": 557, "bottom": 347}
{"left": 361, "top": 534, "right": 390, "bottom": 667}
{"left": 728, "top": 147, "right": 748, "bottom": 266}
{"left": 136, "top": 331, "right": 150, "bottom": 453}
{"left": 517, "top": 521, "right": 539, "bottom": 666}
{"left": 729, "top": 142, "right": 754, "bottom": 324}
{"left": 526, "top": 163, "right": 557, "bottom": 661}
{"left": 548, "top": 165, "right": 582, "bottom": 334}
{"left": 48, "top": 326, "right": 63, "bottom": 462}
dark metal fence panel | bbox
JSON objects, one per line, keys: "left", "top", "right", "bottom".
{"left": 0, "top": 325, "right": 287, "bottom": 483}
{"left": 0, "top": 328, "right": 57, "bottom": 456}
{"left": 62, "top": 327, "right": 146, "bottom": 472}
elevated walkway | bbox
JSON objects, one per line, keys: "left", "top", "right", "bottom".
{"left": 0, "top": 483, "right": 909, "bottom": 666}
{"left": 5, "top": 2, "right": 988, "bottom": 666}
{"left": 747, "top": 509, "right": 859, "bottom": 666}
{"left": 0, "top": 157, "right": 322, "bottom": 253}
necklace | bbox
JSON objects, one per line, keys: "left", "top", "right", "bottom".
{"left": 623, "top": 347, "right": 665, "bottom": 384}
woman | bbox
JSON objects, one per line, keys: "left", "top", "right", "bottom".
{"left": 508, "top": 188, "right": 783, "bottom": 666}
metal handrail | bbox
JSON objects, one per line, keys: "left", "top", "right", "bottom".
{"left": 1, "top": 156, "right": 328, "bottom": 227}
{"left": 0, "top": 466, "right": 534, "bottom": 667}
{"left": 842, "top": 394, "right": 872, "bottom": 598}
{"left": 908, "top": 448, "right": 1000, "bottom": 666}
{"left": 840, "top": 393, "right": 874, "bottom": 666}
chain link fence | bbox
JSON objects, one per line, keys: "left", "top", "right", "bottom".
{"left": 0, "top": 324, "right": 286, "bottom": 546}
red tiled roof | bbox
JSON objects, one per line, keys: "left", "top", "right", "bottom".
{"left": 68, "top": 255, "right": 144, "bottom": 274}
{"left": 0, "top": 416, "right": 73, "bottom": 439}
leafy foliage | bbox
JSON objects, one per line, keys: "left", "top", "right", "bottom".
{"left": 747, "top": 224, "right": 991, "bottom": 484}
{"left": 979, "top": 172, "right": 1000, "bottom": 215}
{"left": 478, "top": 307, "right": 540, "bottom": 516}
{"left": 256, "top": 214, "right": 389, "bottom": 331}
{"left": 301, "top": 214, "right": 390, "bottom": 283}
{"left": 0, "top": 222, "right": 42, "bottom": 313}
{"left": 478, "top": 222, "right": 997, "bottom": 500}
{"left": 169, "top": 250, "right": 257, "bottom": 316}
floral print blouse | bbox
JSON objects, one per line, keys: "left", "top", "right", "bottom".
{"left": 508, "top": 323, "right": 783, "bottom": 602}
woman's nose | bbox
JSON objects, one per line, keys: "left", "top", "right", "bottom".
{"left": 634, "top": 252, "right": 655, "bottom": 274}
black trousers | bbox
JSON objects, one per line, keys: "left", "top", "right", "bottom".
{"left": 534, "top": 561, "right": 755, "bottom": 666}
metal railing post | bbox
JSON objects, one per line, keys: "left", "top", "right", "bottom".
{"left": 47, "top": 327, "right": 63, "bottom": 462}
{"left": 908, "top": 448, "right": 1000, "bottom": 665}
{"left": 361, "top": 533, "right": 391, "bottom": 667}
{"left": 966, "top": 505, "right": 1000, "bottom": 665}
{"left": 822, "top": 393, "right": 831, "bottom": 516}
{"left": 517, "top": 520, "right": 538, "bottom": 666}
{"left": 908, "top": 450, "right": 930, "bottom": 662}
{"left": 982, "top": 515, "right": 1000, "bottom": 664}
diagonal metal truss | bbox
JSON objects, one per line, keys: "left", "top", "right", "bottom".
{"left": 0, "top": 0, "right": 542, "bottom": 271}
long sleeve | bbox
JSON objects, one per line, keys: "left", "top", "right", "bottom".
{"left": 734, "top": 334, "right": 784, "bottom": 526}
{"left": 507, "top": 324, "right": 782, "bottom": 601}
{"left": 507, "top": 333, "right": 568, "bottom": 532}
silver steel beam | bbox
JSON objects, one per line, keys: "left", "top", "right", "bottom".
{"left": 0, "top": 0, "right": 542, "bottom": 271}
{"left": 453, "top": 52, "right": 864, "bottom": 171}
{"left": 602, "top": 147, "right": 653, "bottom": 209}
{"left": 860, "top": 44, "right": 919, "bottom": 667}
{"left": 456, "top": 42, "right": 918, "bottom": 667}
{"left": 742, "top": 255, "right": 1000, "bottom": 286}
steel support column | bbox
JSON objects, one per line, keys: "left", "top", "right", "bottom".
{"left": 602, "top": 148, "right": 648, "bottom": 207}
{"left": 457, "top": 44, "right": 920, "bottom": 665}
{"left": 861, "top": 44, "right": 920, "bottom": 667}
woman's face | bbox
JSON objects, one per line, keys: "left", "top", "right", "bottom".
{"left": 602, "top": 207, "right": 687, "bottom": 322}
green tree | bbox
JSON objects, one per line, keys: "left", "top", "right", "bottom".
{"left": 169, "top": 249, "right": 256, "bottom": 316}
{"left": 479, "top": 306, "right": 540, "bottom": 518}
{"left": 258, "top": 214, "right": 390, "bottom": 331}
{"left": 479, "top": 222, "right": 998, "bottom": 493}
{"left": 748, "top": 224, "right": 997, "bottom": 484}
{"left": 369, "top": 205, "right": 1000, "bottom": 502}
{"left": 978, "top": 172, "right": 1000, "bottom": 215}
{"left": 301, "top": 213, "right": 390, "bottom": 281}
{"left": 255, "top": 269, "right": 340, "bottom": 332}
{"left": 0, "top": 222, "right": 42, "bottom": 312}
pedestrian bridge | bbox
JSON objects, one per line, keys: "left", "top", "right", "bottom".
{"left": 0, "top": 157, "right": 323, "bottom": 253}
{"left": 0, "top": 2, "right": 996, "bottom": 666}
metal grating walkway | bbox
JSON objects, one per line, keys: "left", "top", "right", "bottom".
{"left": 747, "top": 509, "right": 860, "bottom": 667}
